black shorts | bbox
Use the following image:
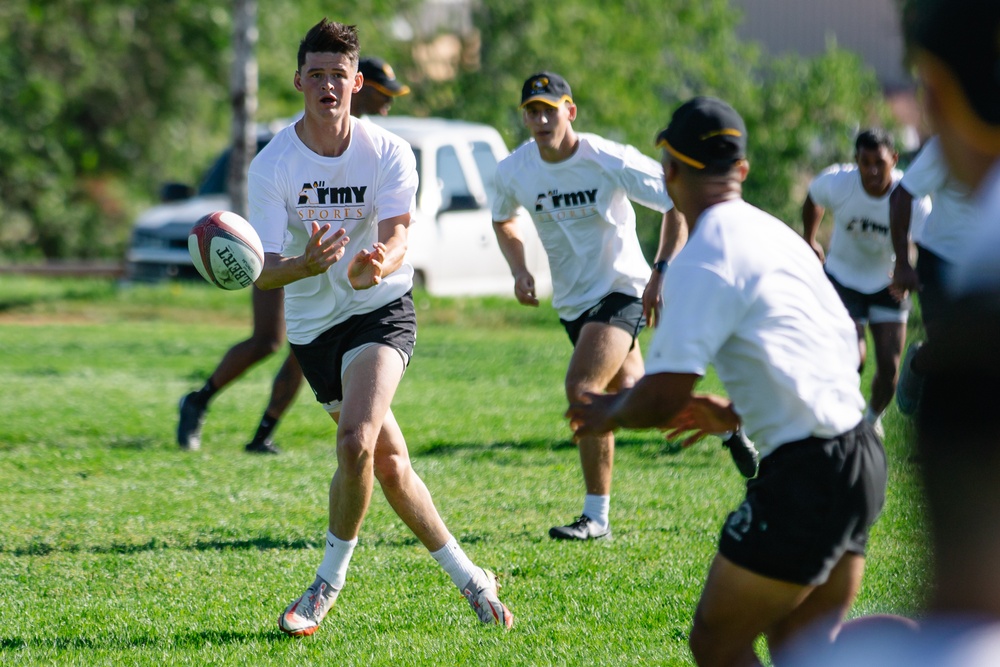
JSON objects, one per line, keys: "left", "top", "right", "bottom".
{"left": 826, "top": 271, "right": 910, "bottom": 324}
{"left": 290, "top": 292, "right": 417, "bottom": 405}
{"left": 915, "top": 244, "right": 951, "bottom": 328}
{"left": 560, "top": 292, "right": 645, "bottom": 347}
{"left": 718, "top": 420, "right": 887, "bottom": 586}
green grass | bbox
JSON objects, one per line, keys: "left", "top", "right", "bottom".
{"left": 0, "top": 276, "right": 928, "bottom": 666}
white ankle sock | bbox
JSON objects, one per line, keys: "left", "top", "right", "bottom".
{"left": 430, "top": 537, "right": 478, "bottom": 589}
{"left": 316, "top": 531, "right": 356, "bottom": 590}
{"left": 583, "top": 494, "right": 610, "bottom": 530}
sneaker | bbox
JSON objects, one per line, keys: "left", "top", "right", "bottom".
{"left": 177, "top": 392, "right": 207, "bottom": 451}
{"left": 896, "top": 341, "right": 925, "bottom": 416}
{"left": 871, "top": 416, "right": 885, "bottom": 440}
{"left": 462, "top": 568, "right": 513, "bottom": 628}
{"left": 245, "top": 438, "right": 281, "bottom": 455}
{"left": 278, "top": 575, "right": 340, "bottom": 637}
{"left": 723, "top": 427, "right": 759, "bottom": 478}
{"left": 548, "top": 515, "right": 610, "bottom": 541}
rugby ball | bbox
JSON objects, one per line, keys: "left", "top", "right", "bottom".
{"left": 188, "top": 211, "right": 264, "bottom": 290}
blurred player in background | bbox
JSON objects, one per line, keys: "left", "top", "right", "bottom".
{"left": 801, "top": 130, "right": 930, "bottom": 437}
{"left": 888, "top": 136, "right": 979, "bottom": 416}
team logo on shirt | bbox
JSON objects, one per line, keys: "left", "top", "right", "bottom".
{"left": 296, "top": 181, "right": 367, "bottom": 221}
{"left": 845, "top": 217, "right": 889, "bottom": 237}
{"left": 533, "top": 188, "right": 598, "bottom": 222}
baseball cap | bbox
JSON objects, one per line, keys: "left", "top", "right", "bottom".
{"left": 359, "top": 56, "right": 410, "bottom": 97}
{"left": 907, "top": 0, "right": 1000, "bottom": 126}
{"left": 656, "top": 96, "right": 747, "bottom": 170}
{"left": 520, "top": 72, "right": 573, "bottom": 108}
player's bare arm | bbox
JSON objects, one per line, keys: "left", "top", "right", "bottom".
{"left": 889, "top": 184, "right": 919, "bottom": 300}
{"left": 642, "top": 207, "right": 688, "bottom": 327}
{"left": 348, "top": 213, "right": 410, "bottom": 290}
{"left": 801, "top": 194, "right": 827, "bottom": 263}
{"left": 492, "top": 218, "right": 539, "bottom": 306}
{"left": 256, "top": 221, "right": 349, "bottom": 290}
{"left": 566, "top": 372, "right": 700, "bottom": 438}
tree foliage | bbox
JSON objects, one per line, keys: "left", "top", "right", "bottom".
{"left": 0, "top": 0, "right": 893, "bottom": 260}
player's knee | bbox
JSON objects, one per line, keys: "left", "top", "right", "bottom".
{"left": 373, "top": 452, "right": 409, "bottom": 489}
{"left": 336, "top": 427, "right": 377, "bottom": 475}
{"left": 249, "top": 335, "right": 284, "bottom": 357}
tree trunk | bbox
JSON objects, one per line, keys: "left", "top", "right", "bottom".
{"left": 227, "top": 0, "right": 258, "bottom": 219}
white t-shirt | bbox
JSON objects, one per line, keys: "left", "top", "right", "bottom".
{"left": 900, "top": 137, "right": 979, "bottom": 263}
{"left": 950, "top": 160, "right": 1000, "bottom": 296}
{"left": 809, "top": 164, "right": 931, "bottom": 293}
{"left": 645, "top": 199, "right": 864, "bottom": 457}
{"left": 492, "top": 133, "right": 673, "bottom": 320}
{"left": 784, "top": 617, "right": 1000, "bottom": 667}
{"left": 248, "top": 117, "right": 417, "bottom": 345}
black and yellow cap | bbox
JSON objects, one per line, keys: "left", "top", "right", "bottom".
{"left": 359, "top": 56, "right": 410, "bottom": 97}
{"left": 656, "top": 96, "right": 746, "bottom": 170}
{"left": 520, "top": 72, "right": 573, "bottom": 108}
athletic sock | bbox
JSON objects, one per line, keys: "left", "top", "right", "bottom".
{"left": 583, "top": 494, "right": 610, "bottom": 531}
{"left": 252, "top": 414, "right": 279, "bottom": 443}
{"left": 316, "top": 531, "right": 356, "bottom": 590}
{"left": 190, "top": 379, "right": 218, "bottom": 406}
{"left": 430, "top": 537, "right": 479, "bottom": 589}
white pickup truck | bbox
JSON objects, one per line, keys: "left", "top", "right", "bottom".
{"left": 125, "top": 116, "right": 551, "bottom": 298}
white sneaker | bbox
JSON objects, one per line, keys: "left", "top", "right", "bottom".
{"left": 278, "top": 575, "right": 340, "bottom": 637}
{"left": 872, "top": 416, "right": 885, "bottom": 439}
{"left": 462, "top": 568, "right": 513, "bottom": 628}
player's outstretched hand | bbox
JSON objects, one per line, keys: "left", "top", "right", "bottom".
{"left": 348, "top": 242, "right": 387, "bottom": 290}
{"left": 662, "top": 394, "right": 739, "bottom": 447}
{"left": 566, "top": 392, "right": 618, "bottom": 440}
{"left": 303, "top": 221, "right": 349, "bottom": 276}
{"left": 514, "top": 270, "right": 539, "bottom": 307}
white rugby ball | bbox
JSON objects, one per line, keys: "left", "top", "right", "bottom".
{"left": 188, "top": 211, "right": 264, "bottom": 290}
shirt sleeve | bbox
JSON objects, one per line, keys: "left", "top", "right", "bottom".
{"left": 374, "top": 140, "right": 418, "bottom": 223}
{"left": 644, "top": 263, "right": 745, "bottom": 375}
{"left": 808, "top": 165, "right": 846, "bottom": 209}
{"left": 491, "top": 160, "right": 523, "bottom": 222}
{"left": 615, "top": 144, "right": 674, "bottom": 213}
{"left": 248, "top": 159, "right": 290, "bottom": 255}
{"left": 900, "top": 138, "right": 946, "bottom": 198}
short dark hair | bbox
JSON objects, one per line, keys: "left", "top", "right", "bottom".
{"left": 297, "top": 18, "right": 360, "bottom": 71}
{"left": 903, "top": 0, "right": 1000, "bottom": 126}
{"left": 854, "top": 128, "right": 895, "bottom": 154}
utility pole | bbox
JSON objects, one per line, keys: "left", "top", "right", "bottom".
{"left": 227, "top": 0, "right": 258, "bottom": 218}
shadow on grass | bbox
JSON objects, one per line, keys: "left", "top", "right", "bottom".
{"left": 0, "top": 628, "right": 283, "bottom": 651}
{"left": 417, "top": 433, "right": 687, "bottom": 457}
{"left": 4, "top": 536, "right": 319, "bottom": 557}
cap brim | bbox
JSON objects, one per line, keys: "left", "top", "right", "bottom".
{"left": 519, "top": 94, "right": 573, "bottom": 109}
{"left": 366, "top": 80, "right": 410, "bottom": 97}
{"left": 656, "top": 137, "right": 706, "bottom": 170}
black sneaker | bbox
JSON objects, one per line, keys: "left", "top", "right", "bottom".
{"left": 723, "top": 427, "right": 759, "bottom": 478}
{"left": 896, "top": 341, "right": 924, "bottom": 416}
{"left": 177, "top": 392, "right": 207, "bottom": 451}
{"left": 548, "top": 515, "right": 610, "bottom": 541}
{"left": 245, "top": 438, "right": 281, "bottom": 455}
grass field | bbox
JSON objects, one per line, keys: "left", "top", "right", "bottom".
{"left": 0, "top": 276, "right": 928, "bottom": 666}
